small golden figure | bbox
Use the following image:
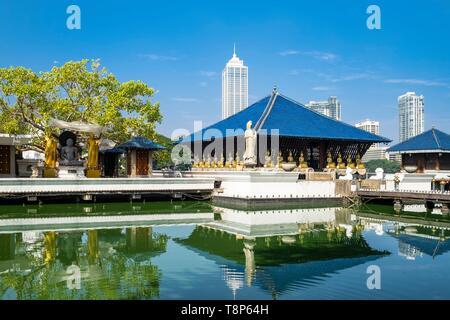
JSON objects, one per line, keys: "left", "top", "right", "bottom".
{"left": 326, "top": 151, "right": 336, "bottom": 169}
{"left": 337, "top": 152, "right": 346, "bottom": 169}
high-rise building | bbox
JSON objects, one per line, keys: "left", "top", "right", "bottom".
{"left": 398, "top": 92, "right": 424, "bottom": 142}
{"left": 306, "top": 96, "right": 341, "bottom": 120}
{"left": 355, "top": 119, "right": 380, "bottom": 135}
{"left": 221, "top": 47, "right": 248, "bottom": 119}
{"left": 356, "top": 119, "right": 387, "bottom": 162}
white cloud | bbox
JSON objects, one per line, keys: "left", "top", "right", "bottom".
{"left": 200, "top": 71, "right": 217, "bottom": 77}
{"left": 384, "top": 78, "right": 449, "bottom": 87}
{"left": 279, "top": 50, "right": 337, "bottom": 61}
{"left": 279, "top": 50, "right": 300, "bottom": 56}
{"left": 305, "top": 51, "right": 337, "bottom": 61}
{"left": 138, "top": 53, "right": 179, "bottom": 61}
{"left": 331, "top": 73, "right": 374, "bottom": 82}
{"left": 172, "top": 97, "right": 199, "bottom": 102}
{"left": 312, "top": 86, "right": 333, "bottom": 91}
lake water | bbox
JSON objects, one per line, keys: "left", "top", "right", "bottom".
{"left": 1, "top": 201, "right": 449, "bottom": 300}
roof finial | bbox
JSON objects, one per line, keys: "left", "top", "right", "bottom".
{"left": 273, "top": 85, "right": 278, "bottom": 94}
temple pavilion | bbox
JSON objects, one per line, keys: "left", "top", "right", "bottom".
{"left": 387, "top": 128, "right": 450, "bottom": 174}
{"left": 182, "top": 89, "right": 391, "bottom": 171}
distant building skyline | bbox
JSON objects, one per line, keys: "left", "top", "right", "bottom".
{"left": 398, "top": 92, "right": 424, "bottom": 142}
{"left": 221, "top": 47, "right": 248, "bottom": 119}
{"left": 306, "top": 97, "right": 341, "bottom": 121}
{"left": 356, "top": 119, "right": 380, "bottom": 135}
{"left": 355, "top": 119, "right": 388, "bottom": 162}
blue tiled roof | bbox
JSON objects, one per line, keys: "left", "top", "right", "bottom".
{"left": 117, "top": 136, "right": 165, "bottom": 150}
{"left": 387, "top": 128, "right": 450, "bottom": 153}
{"left": 182, "top": 92, "right": 391, "bottom": 143}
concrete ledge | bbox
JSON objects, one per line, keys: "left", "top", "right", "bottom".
{"left": 0, "top": 177, "right": 215, "bottom": 195}
{"left": 0, "top": 212, "right": 214, "bottom": 233}
{"left": 212, "top": 195, "right": 343, "bottom": 210}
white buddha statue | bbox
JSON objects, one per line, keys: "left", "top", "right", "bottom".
{"left": 243, "top": 120, "right": 257, "bottom": 167}
{"left": 60, "top": 138, "right": 82, "bottom": 166}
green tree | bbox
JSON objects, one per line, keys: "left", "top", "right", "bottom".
{"left": 0, "top": 59, "right": 162, "bottom": 150}
{"left": 365, "top": 159, "right": 401, "bottom": 174}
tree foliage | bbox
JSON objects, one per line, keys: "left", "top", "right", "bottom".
{"left": 0, "top": 60, "right": 162, "bottom": 150}
{"left": 365, "top": 159, "right": 401, "bottom": 174}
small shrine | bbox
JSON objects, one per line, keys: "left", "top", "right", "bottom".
{"left": 42, "top": 119, "right": 104, "bottom": 178}
{"left": 117, "top": 136, "right": 165, "bottom": 177}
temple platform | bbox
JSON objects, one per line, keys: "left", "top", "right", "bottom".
{"left": 0, "top": 177, "right": 215, "bottom": 203}
{"left": 187, "top": 170, "right": 343, "bottom": 209}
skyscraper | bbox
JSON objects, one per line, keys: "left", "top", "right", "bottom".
{"left": 398, "top": 92, "right": 424, "bottom": 142}
{"left": 306, "top": 96, "right": 341, "bottom": 120}
{"left": 355, "top": 119, "right": 387, "bottom": 161}
{"left": 222, "top": 47, "right": 248, "bottom": 119}
{"left": 356, "top": 119, "right": 380, "bottom": 135}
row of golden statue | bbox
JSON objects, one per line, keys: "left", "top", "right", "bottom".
{"left": 192, "top": 150, "right": 365, "bottom": 171}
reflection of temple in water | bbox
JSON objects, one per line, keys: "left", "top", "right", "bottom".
{"left": 0, "top": 225, "right": 165, "bottom": 299}
{"left": 357, "top": 214, "right": 450, "bottom": 260}
{"left": 398, "top": 241, "right": 423, "bottom": 260}
{"left": 176, "top": 206, "right": 387, "bottom": 299}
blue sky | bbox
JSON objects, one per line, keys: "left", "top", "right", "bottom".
{"left": 1, "top": 0, "right": 449, "bottom": 143}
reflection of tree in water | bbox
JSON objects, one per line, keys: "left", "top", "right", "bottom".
{"left": 0, "top": 227, "right": 166, "bottom": 300}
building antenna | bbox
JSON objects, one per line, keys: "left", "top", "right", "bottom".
{"left": 233, "top": 43, "right": 236, "bottom": 57}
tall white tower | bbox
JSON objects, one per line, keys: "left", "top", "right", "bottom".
{"left": 222, "top": 46, "right": 248, "bottom": 119}
{"left": 398, "top": 92, "right": 424, "bottom": 142}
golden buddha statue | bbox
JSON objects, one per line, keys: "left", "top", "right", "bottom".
{"left": 356, "top": 153, "right": 365, "bottom": 169}
{"left": 226, "top": 152, "right": 233, "bottom": 168}
{"left": 337, "top": 152, "right": 346, "bottom": 169}
{"left": 326, "top": 151, "right": 336, "bottom": 169}
{"left": 205, "top": 156, "right": 211, "bottom": 168}
{"left": 233, "top": 152, "right": 239, "bottom": 169}
{"left": 264, "top": 150, "right": 273, "bottom": 168}
{"left": 346, "top": 154, "right": 355, "bottom": 169}
{"left": 287, "top": 150, "right": 295, "bottom": 163}
{"left": 235, "top": 152, "right": 244, "bottom": 168}
{"left": 298, "top": 151, "right": 308, "bottom": 169}
{"left": 218, "top": 154, "right": 224, "bottom": 168}
{"left": 43, "top": 134, "right": 58, "bottom": 178}
{"left": 212, "top": 155, "right": 218, "bottom": 168}
{"left": 86, "top": 134, "right": 101, "bottom": 178}
{"left": 198, "top": 157, "right": 205, "bottom": 168}
{"left": 276, "top": 152, "right": 283, "bottom": 168}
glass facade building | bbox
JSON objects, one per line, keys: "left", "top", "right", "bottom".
{"left": 222, "top": 50, "right": 248, "bottom": 119}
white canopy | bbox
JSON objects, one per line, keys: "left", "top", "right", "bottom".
{"left": 48, "top": 119, "right": 105, "bottom": 136}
